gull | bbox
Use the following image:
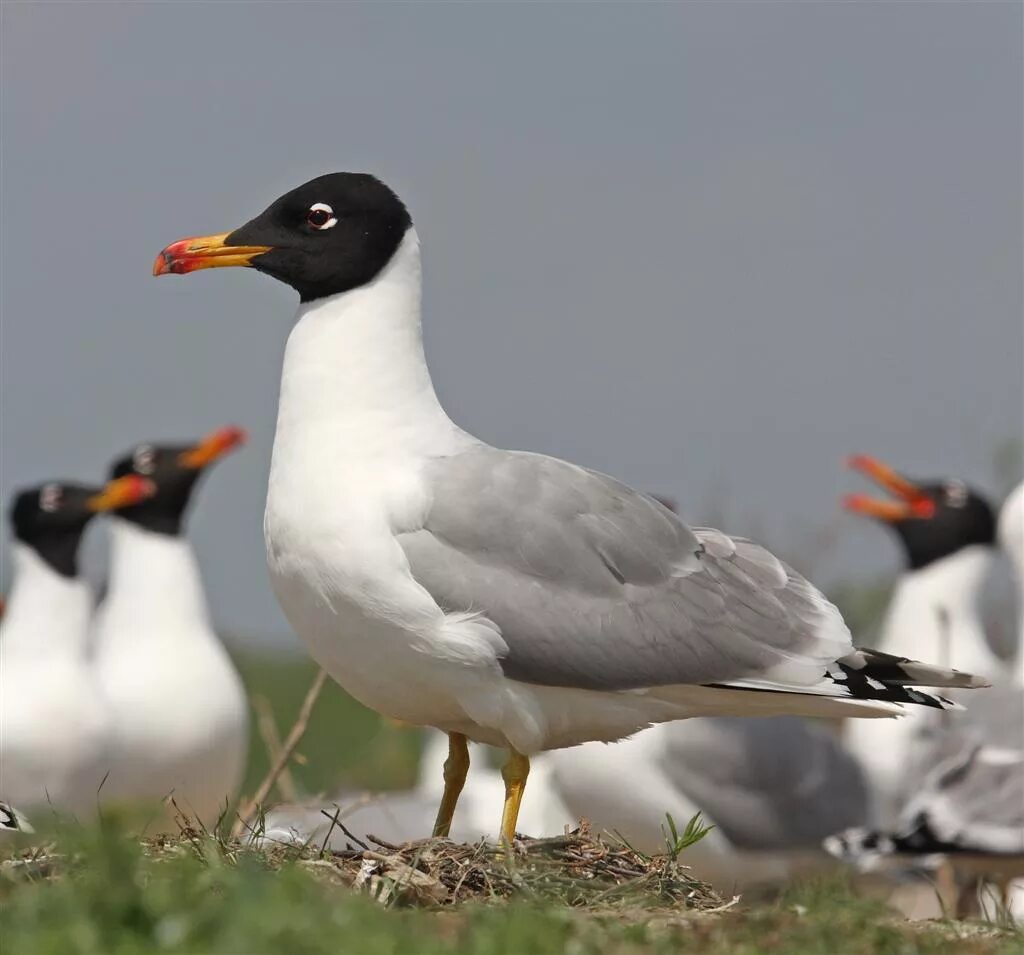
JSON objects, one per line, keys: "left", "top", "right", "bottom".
{"left": 547, "top": 715, "right": 868, "bottom": 887}
{"left": 91, "top": 428, "right": 250, "bottom": 828}
{"left": 154, "top": 173, "right": 987, "bottom": 842}
{"left": 0, "top": 476, "right": 153, "bottom": 818}
{"left": 842, "top": 456, "right": 1012, "bottom": 826}
{"left": 826, "top": 686, "right": 1024, "bottom": 919}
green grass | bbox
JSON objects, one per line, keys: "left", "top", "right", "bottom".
{"left": 2, "top": 822, "right": 1019, "bottom": 955}
{"left": 232, "top": 647, "right": 422, "bottom": 797}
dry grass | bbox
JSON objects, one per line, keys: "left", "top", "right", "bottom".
{"left": 161, "top": 818, "right": 724, "bottom": 913}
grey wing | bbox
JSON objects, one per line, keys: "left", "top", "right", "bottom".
{"left": 899, "top": 741, "right": 1024, "bottom": 855}
{"left": 655, "top": 717, "right": 870, "bottom": 850}
{"left": 398, "top": 447, "right": 852, "bottom": 691}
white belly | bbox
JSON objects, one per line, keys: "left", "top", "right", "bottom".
{"left": 268, "top": 563, "right": 475, "bottom": 729}
{"left": 0, "top": 657, "right": 112, "bottom": 817}
{"left": 95, "top": 633, "right": 249, "bottom": 827}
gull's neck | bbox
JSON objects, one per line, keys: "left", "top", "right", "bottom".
{"left": 999, "top": 484, "right": 1024, "bottom": 601}
{"left": 881, "top": 545, "right": 1000, "bottom": 677}
{"left": 268, "top": 229, "right": 471, "bottom": 491}
{"left": 97, "top": 518, "right": 211, "bottom": 642}
{"left": 0, "top": 543, "right": 92, "bottom": 658}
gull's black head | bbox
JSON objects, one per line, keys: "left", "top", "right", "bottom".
{"left": 154, "top": 173, "right": 413, "bottom": 303}
{"left": 109, "top": 426, "right": 246, "bottom": 537}
{"left": 843, "top": 455, "right": 996, "bottom": 570}
{"left": 9, "top": 477, "right": 154, "bottom": 577}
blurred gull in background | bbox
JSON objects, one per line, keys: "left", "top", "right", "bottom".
{"left": 92, "top": 428, "right": 250, "bottom": 829}
{"left": 841, "top": 456, "right": 1014, "bottom": 828}
{"left": 0, "top": 476, "right": 153, "bottom": 820}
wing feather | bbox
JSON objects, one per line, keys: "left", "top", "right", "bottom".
{"left": 399, "top": 448, "right": 850, "bottom": 691}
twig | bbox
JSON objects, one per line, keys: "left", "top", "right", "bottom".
{"left": 366, "top": 833, "right": 401, "bottom": 851}
{"left": 317, "top": 807, "right": 344, "bottom": 856}
{"left": 326, "top": 812, "right": 370, "bottom": 852}
{"left": 232, "top": 668, "right": 329, "bottom": 839}
{"left": 253, "top": 695, "right": 299, "bottom": 802}
{"left": 690, "top": 894, "right": 742, "bottom": 916}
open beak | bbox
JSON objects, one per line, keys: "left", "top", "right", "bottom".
{"left": 843, "top": 454, "right": 935, "bottom": 522}
{"left": 178, "top": 425, "right": 247, "bottom": 470}
{"left": 153, "top": 232, "right": 271, "bottom": 276}
{"left": 87, "top": 475, "right": 156, "bottom": 513}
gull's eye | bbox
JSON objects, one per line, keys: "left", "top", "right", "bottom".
{"left": 944, "top": 481, "right": 968, "bottom": 508}
{"left": 306, "top": 203, "right": 337, "bottom": 231}
{"left": 133, "top": 445, "right": 156, "bottom": 475}
{"left": 39, "top": 484, "right": 62, "bottom": 513}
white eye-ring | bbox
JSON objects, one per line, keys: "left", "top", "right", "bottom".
{"left": 944, "top": 480, "right": 968, "bottom": 508}
{"left": 39, "top": 483, "right": 62, "bottom": 513}
{"left": 306, "top": 202, "right": 338, "bottom": 231}
{"left": 133, "top": 445, "right": 156, "bottom": 475}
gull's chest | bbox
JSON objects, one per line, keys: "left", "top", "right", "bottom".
{"left": 263, "top": 456, "right": 428, "bottom": 600}
{"left": 262, "top": 464, "right": 471, "bottom": 722}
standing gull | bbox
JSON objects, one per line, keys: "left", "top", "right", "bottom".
{"left": 0, "top": 476, "right": 153, "bottom": 818}
{"left": 826, "top": 685, "right": 1024, "bottom": 919}
{"left": 842, "top": 455, "right": 1010, "bottom": 826}
{"left": 154, "top": 173, "right": 987, "bottom": 842}
{"left": 92, "top": 428, "right": 250, "bottom": 828}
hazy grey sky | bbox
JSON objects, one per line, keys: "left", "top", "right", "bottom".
{"left": 2, "top": 2, "right": 1021, "bottom": 646}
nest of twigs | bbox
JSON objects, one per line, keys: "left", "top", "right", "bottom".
{"left": 255, "top": 821, "right": 724, "bottom": 911}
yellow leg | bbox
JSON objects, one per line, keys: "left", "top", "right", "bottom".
{"left": 499, "top": 749, "right": 531, "bottom": 843}
{"left": 431, "top": 732, "right": 469, "bottom": 838}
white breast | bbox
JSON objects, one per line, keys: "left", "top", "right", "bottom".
{"left": 0, "top": 545, "right": 110, "bottom": 817}
{"left": 92, "top": 520, "right": 248, "bottom": 826}
{"left": 877, "top": 546, "right": 1002, "bottom": 678}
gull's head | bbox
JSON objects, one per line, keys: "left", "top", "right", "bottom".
{"left": 108, "top": 426, "right": 246, "bottom": 536}
{"left": 842, "top": 454, "right": 996, "bottom": 569}
{"left": 153, "top": 173, "right": 412, "bottom": 302}
{"left": 9, "top": 476, "right": 155, "bottom": 575}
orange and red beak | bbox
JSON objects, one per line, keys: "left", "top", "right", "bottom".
{"left": 87, "top": 475, "right": 156, "bottom": 513}
{"left": 843, "top": 454, "right": 936, "bottom": 522}
{"left": 153, "top": 233, "right": 271, "bottom": 276}
{"left": 177, "top": 425, "right": 247, "bottom": 470}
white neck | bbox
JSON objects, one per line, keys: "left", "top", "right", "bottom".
{"left": 999, "top": 483, "right": 1024, "bottom": 598}
{"left": 880, "top": 545, "right": 1000, "bottom": 676}
{"left": 268, "top": 229, "right": 470, "bottom": 489}
{"left": 97, "top": 518, "right": 211, "bottom": 640}
{"left": 0, "top": 543, "right": 92, "bottom": 658}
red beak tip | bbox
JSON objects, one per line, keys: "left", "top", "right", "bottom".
{"left": 224, "top": 426, "right": 248, "bottom": 447}
{"left": 129, "top": 475, "right": 156, "bottom": 499}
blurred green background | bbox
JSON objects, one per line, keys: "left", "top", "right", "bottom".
{"left": 233, "top": 650, "right": 423, "bottom": 799}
